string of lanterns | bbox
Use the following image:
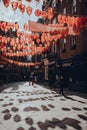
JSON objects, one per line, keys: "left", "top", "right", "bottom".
{"left": 1, "top": 0, "right": 87, "bottom": 29}
{"left": 0, "top": 55, "right": 41, "bottom": 67}
{"left": 0, "top": 14, "right": 87, "bottom": 57}
{"left": 0, "top": 0, "right": 87, "bottom": 67}
{"left": 2, "top": 0, "right": 40, "bottom": 8}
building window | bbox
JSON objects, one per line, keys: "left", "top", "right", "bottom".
{"left": 72, "top": 0, "right": 77, "bottom": 14}
{"left": 63, "top": 8, "right": 66, "bottom": 14}
{"left": 52, "top": 0, "right": 57, "bottom": 8}
{"left": 73, "top": 0, "right": 76, "bottom": 5}
{"left": 72, "top": 6, "right": 76, "bottom": 13}
{"left": 51, "top": 40, "right": 57, "bottom": 53}
{"left": 62, "top": 38, "right": 66, "bottom": 53}
{"left": 71, "top": 36, "right": 76, "bottom": 50}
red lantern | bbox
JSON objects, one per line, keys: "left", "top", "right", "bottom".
{"left": 2, "top": 0, "right": 10, "bottom": 8}
{"left": 47, "top": 7, "right": 53, "bottom": 13}
{"left": 11, "top": 2, "right": 18, "bottom": 11}
{"left": 24, "top": 23, "right": 28, "bottom": 30}
{"left": 26, "top": 6, "right": 33, "bottom": 15}
{"left": 67, "top": 16, "right": 72, "bottom": 26}
{"left": 1, "top": 22, "right": 6, "bottom": 31}
{"left": 19, "top": 4, "right": 25, "bottom": 13}
{"left": 58, "top": 14, "right": 62, "bottom": 23}
{"left": 47, "top": 13, "right": 53, "bottom": 20}
{"left": 34, "top": 9, "right": 41, "bottom": 17}
{"left": 62, "top": 15, "right": 67, "bottom": 24}
{"left": 17, "top": 0, "right": 22, "bottom": 6}
{"left": 74, "top": 17, "right": 79, "bottom": 26}
{"left": 15, "top": 22, "right": 19, "bottom": 30}
{"left": 41, "top": 11, "right": 48, "bottom": 19}
{"left": 77, "top": 17, "right": 85, "bottom": 27}
{"left": 36, "top": 39, "right": 40, "bottom": 44}
{"left": 69, "top": 16, "right": 75, "bottom": 26}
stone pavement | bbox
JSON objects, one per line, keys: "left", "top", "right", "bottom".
{"left": 0, "top": 82, "right": 87, "bottom": 130}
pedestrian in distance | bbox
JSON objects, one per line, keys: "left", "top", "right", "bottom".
{"left": 59, "top": 76, "right": 65, "bottom": 96}
{"left": 31, "top": 72, "right": 35, "bottom": 86}
{"left": 29, "top": 72, "right": 32, "bottom": 86}
{"left": 49, "top": 74, "right": 55, "bottom": 90}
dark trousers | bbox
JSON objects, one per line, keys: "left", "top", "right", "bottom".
{"left": 59, "top": 86, "right": 64, "bottom": 95}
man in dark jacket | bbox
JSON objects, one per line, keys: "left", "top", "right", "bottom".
{"left": 49, "top": 74, "right": 55, "bottom": 90}
{"left": 59, "top": 76, "right": 65, "bottom": 96}
{"left": 29, "top": 72, "right": 31, "bottom": 86}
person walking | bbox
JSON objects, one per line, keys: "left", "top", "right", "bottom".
{"left": 49, "top": 73, "right": 55, "bottom": 90}
{"left": 29, "top": 72, "right": 31, "bottom": 86}
{"left": 31, "top": 72, "right": 35, "bottom": 86}
{"left": 59, "top": 76, "right": 65, "bottom": 96}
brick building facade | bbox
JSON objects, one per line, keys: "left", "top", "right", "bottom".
{"left": 42, "top": 0, "right": 87, "bottom": 91}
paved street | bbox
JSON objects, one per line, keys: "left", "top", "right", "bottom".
{"left": 0, "top": 82, "right": 87, "bottom": 130}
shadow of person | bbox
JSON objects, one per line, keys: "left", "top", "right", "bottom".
{"left": 63, "top": 94, "right": 77, "bottom": 101}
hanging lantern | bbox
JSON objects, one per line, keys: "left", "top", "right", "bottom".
{"left": 71, "top": 16, "right": 75, "bottom": 26}
{"left": 36, "top": 38, "right": 40, "bottom": 44}
{"left": 17, "top": 31, "right": 21, "bottom": 37}
{"left": 58, "top": 14, "right": 62, "bottom": 23}
{"left": 73, "top": 24, "right": 80, "bottom": 35}
{"left": 47, "top": 7, "right": 53, "bottom": 13}
{"left": 1, "top": 36, "right": 5, "bottom": 43}
{"left": 41, "top": 11, "right": 48, "bottom": 19}
{"left": 34, "top": 9, "right": 41, "bottom": 17}
{"left": 47, "top": 12, "right": 53, "bottom": 20}
{"left": 24, "top": 23, "right": 28, "bottom": 30}
{"left": 41, "top": 34, "right": 45, "bottom": 43}
{"left": 19, "top": 4, "right": 25, "bottom": 13}
{"left": 62, "top": 15, "right": 67, "bottom": 24}
{"left": 1, "top": 22, "right": 6, "bottom": 31}
{"left": 26, "top": 6, "right": 33, "bottom": 15}
{"left": 67, "top": 16, "right": 72, "bottom": 26}
{"left": 74, "top": 17, "right": 79, "bottom": 26}
{"left": 15, "top": 22, "right": 19, "bottom": 30}
{"left": 77, "top": 17, "right": 85, "bottom": 27}
{"left": 11, "top": 1, "right": 18, "bottom": 11}
{"left": 17, "top": 0, "right": 22, "bottom": 7}
{"left": 2, "top": 0, "right": 10, "bottom": 8}
{"left": 7, "top": 37, "right": 11, "bottom": 43}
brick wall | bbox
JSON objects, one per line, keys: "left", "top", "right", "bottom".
{"left": 57, "top": 0, "right": 87, "bottom": 60}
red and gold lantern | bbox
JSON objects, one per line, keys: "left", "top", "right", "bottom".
{"left": 19, "top": 4, "right": 25, "bottom": 13}
{"left": 26, "top": 6, "right": 33, "bottom": 15}
{"left": 47, "top": 7, "right": 53, "bottom": 13}
{"left": 15, "top": 22, "right": 19, "bottom": 30}
{"left": 47, "top": 13, "right": 53, "bottom": 20}
{"left": 11, "top": 1, "right": 18, "bottom": 11}
{"left": 24, "top": 23, "right": 28, "bottom": 30}
{"left": 41, "top": 11, "right": 48, "bottom": 19}
{"left": 2, "top": 0, "right": 10, "bottom": 8}
{"left": 1, "top": 22, "right": 6, "bottom": 31}
{"left": 34, "top": 9, "right": 41, "bottom": 17}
